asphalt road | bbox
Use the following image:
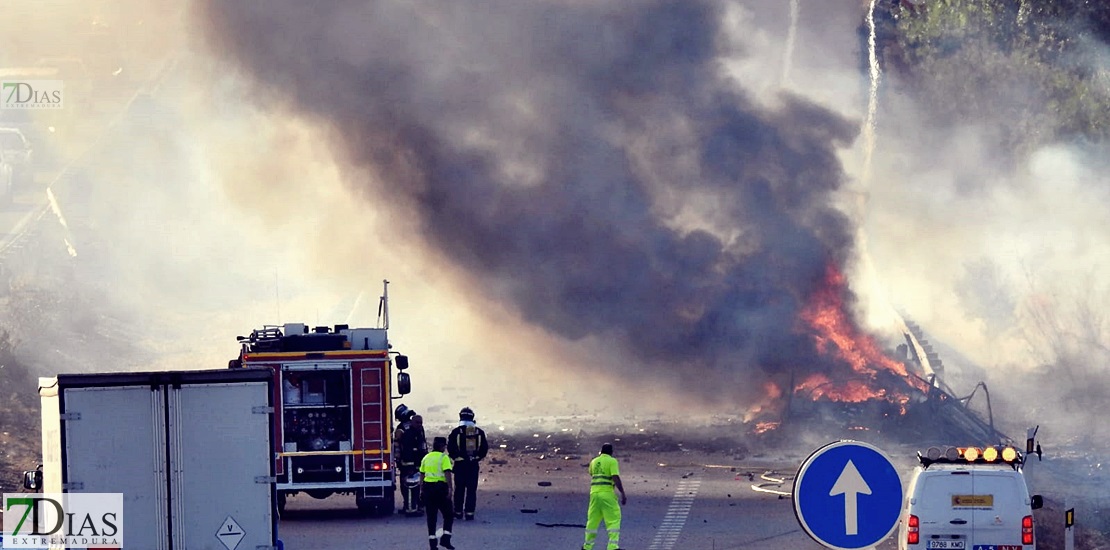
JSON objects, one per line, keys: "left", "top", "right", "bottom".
{"left": 277, "top": 449, "right": 901, "bottom": 550}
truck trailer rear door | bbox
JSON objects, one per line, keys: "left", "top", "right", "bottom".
{"left": 61, "top": 385, "right": 168, "bottom": 547}
{"left": 170, "top": 379, "right": 275, "bottom": 550}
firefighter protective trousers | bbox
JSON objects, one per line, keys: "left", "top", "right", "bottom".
{"left": 452, "top": 461, "right": 479, "bottom": 517}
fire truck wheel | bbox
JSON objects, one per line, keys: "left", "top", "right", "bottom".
{"left": 355, "top": 495, "right": 376, "bottom": 516}
{"left": 377, "top": 488, "right": 396, "bottom": 516}
{"left": 355, "top": 489, "right": 396, "bottom": 517}
{"left": 277, "top": 492, "right": 287, "bottom": 515}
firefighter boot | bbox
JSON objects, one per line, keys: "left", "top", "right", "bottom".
{"left": 428, "top": 535, "right": 438, "bottom": 549}
{"left": 439, "top": 532, "right": 455, "bottom": 550}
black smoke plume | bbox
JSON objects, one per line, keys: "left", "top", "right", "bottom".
{"left": 196, "top": 0, "right": 863, "bottom": 397}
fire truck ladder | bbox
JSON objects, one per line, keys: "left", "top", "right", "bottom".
{"left": 360, "top": 369, "right": 385, "bottom": 473}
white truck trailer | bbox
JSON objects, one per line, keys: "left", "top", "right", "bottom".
{"left": 20, "top": 367, "right": 281, "bottom": 550}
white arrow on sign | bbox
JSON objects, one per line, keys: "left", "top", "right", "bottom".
{"left": 829, "top": 459, "right": 873, "bottom": 535}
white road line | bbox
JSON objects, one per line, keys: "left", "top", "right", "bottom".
{"left": 647, "top": 477, "right": 701, "bottom": 550}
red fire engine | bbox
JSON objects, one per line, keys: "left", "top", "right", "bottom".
{"left": 229, "top": 282, "right": 411, "bottom": 515}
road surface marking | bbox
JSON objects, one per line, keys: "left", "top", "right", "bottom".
{"left": 647, "top": 475, "right": 700, "bottom": 550}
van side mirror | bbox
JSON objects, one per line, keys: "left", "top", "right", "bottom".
{"left": 1030, "top": 495, "right": 1043, "bottom": 510}
{"left": 23, "top": 466, "right": 42, "bottom": 491}
{"left": 1025, "top": 425, "right": 1042, "bottom": 462}
{"left": 396, "top": 372, "right": 411, "bottom": 395}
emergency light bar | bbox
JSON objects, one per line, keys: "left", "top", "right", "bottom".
{"left": 918, "top": 445, "right": 1023, "bottom": 469}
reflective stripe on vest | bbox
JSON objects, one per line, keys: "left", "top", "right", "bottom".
{"left": 421, "top": 452, "right": 451, "bottom": 483}
{"left": 589, "top": 455, "right": 619, "bottom": 491}
{"left": 591, "top": 474, "right": 614, "bottom": 487}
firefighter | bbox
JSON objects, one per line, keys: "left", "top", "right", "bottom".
{"left": 420, "top": 436, "right": 455, "bottom": 550}
{"left": 402, "top": 414, "right": 429, "bottom": 515}
{"left": 447, "top": 406, "right": 489, "bottom": 521}
{"left": 393, "top": 404, "right": 420, "bottom": 515}
{"left": 582, "top": 443, "right": 627, "bottom": 550}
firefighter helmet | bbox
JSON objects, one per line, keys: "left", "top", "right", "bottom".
{"left": 395, "top": 404, "right": 411, "bottom": 420}
{"left": 459, "top": 407, "right": 475, "bottom": 421}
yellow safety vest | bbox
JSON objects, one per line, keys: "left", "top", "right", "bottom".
{"left": 420, "top": 451, "right": 453, "bottom": 483}
{"left": 589, "top": 454, "right": 620, "bottom": 494}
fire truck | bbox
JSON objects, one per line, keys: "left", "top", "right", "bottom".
{"left": 229, "top": 282, "right": 411, "bottom": 515}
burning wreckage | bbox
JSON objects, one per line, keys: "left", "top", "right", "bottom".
{"left": 767, "top": 324, "right": 1008, "bottom": 446}
{"left": 498, "top": 275, "right": 1011, "bottom": 459}
{"left": 745, "top": 266, "right": 1009, "bottom": 446}
{"left": 500, "top": 267, "right": 1012, "bottom": 460}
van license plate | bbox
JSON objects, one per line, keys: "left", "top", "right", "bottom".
{"left": 927, "top": 542, "right": 964, "bottom": 549}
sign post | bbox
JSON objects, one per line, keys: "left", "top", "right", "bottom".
{"left": 793, "top": 440, "right": 903, "bottom": 550}
{"left": 1065, "top": 502, "right": 1075, "bottom": 550}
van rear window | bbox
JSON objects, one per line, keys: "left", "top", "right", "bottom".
{"left": 970, "top": 473, "right": 1021, "bottom": 508}
{"left": 917, "top": 475, "right": 972, "bottom": 512}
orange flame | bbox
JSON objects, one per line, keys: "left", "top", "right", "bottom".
{"left": 753, "top": 421, "right": 781, "bottom": 434}
{"left": 744, "top": 381, "right": 784, "bottom": 422}
{"left": 794, "top": 263, "right": 926, "bottom": 406}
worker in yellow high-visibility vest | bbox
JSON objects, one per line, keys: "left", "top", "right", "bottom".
{"left": 420, "top": 436, "right": 455, "bottom": 550}
{"left": 582, "top": 443, "right": 627, "bottom": 550}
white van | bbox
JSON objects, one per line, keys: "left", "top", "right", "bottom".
{"left": 899, "top": 446, "right": 1043, "bottom": 550}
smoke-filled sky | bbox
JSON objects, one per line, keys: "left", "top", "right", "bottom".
{"left": 193, "top": 0, "right": 879, "bottom": 408}
{"left": 2, "top": 0, "right": 1108, "bottom": 432}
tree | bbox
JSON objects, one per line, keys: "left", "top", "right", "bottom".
{"left": 878, "top": 0, "right": 1110, "bottom": 154}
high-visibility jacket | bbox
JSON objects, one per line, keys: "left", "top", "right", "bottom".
{"left": 589, "top": 454, "right": 620, "bottom": 494}
{"left": 420, "top": 451, "right": 453, "bottom": 483}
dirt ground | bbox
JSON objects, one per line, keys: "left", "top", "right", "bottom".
{"left": 0, "top": 347, "right": 40, "bottom": 494}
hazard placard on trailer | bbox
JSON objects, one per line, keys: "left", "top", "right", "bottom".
{"left": 216, "top": 515, "right": 246, "bottom": 550}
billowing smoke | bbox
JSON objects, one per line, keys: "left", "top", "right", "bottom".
{"left": 4, "top": 0, "right": 1105, "bottom": 440}
{"left": 195, "top": 0, "right": 866, "bottom": 405}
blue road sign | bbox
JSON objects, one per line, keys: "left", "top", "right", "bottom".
{"left": 793, "top": 440, "right": 903, "bottom": 550}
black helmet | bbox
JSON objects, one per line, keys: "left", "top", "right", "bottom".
{"left": 459, "top": 407, "right": 475, "bottom": 421}
{"left": 395, "top": 404, "right": 410, "bottom": 420}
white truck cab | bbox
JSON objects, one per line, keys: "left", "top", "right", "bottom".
{"left": 899, "top": 445, "right": 1043, "bottom": 550}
